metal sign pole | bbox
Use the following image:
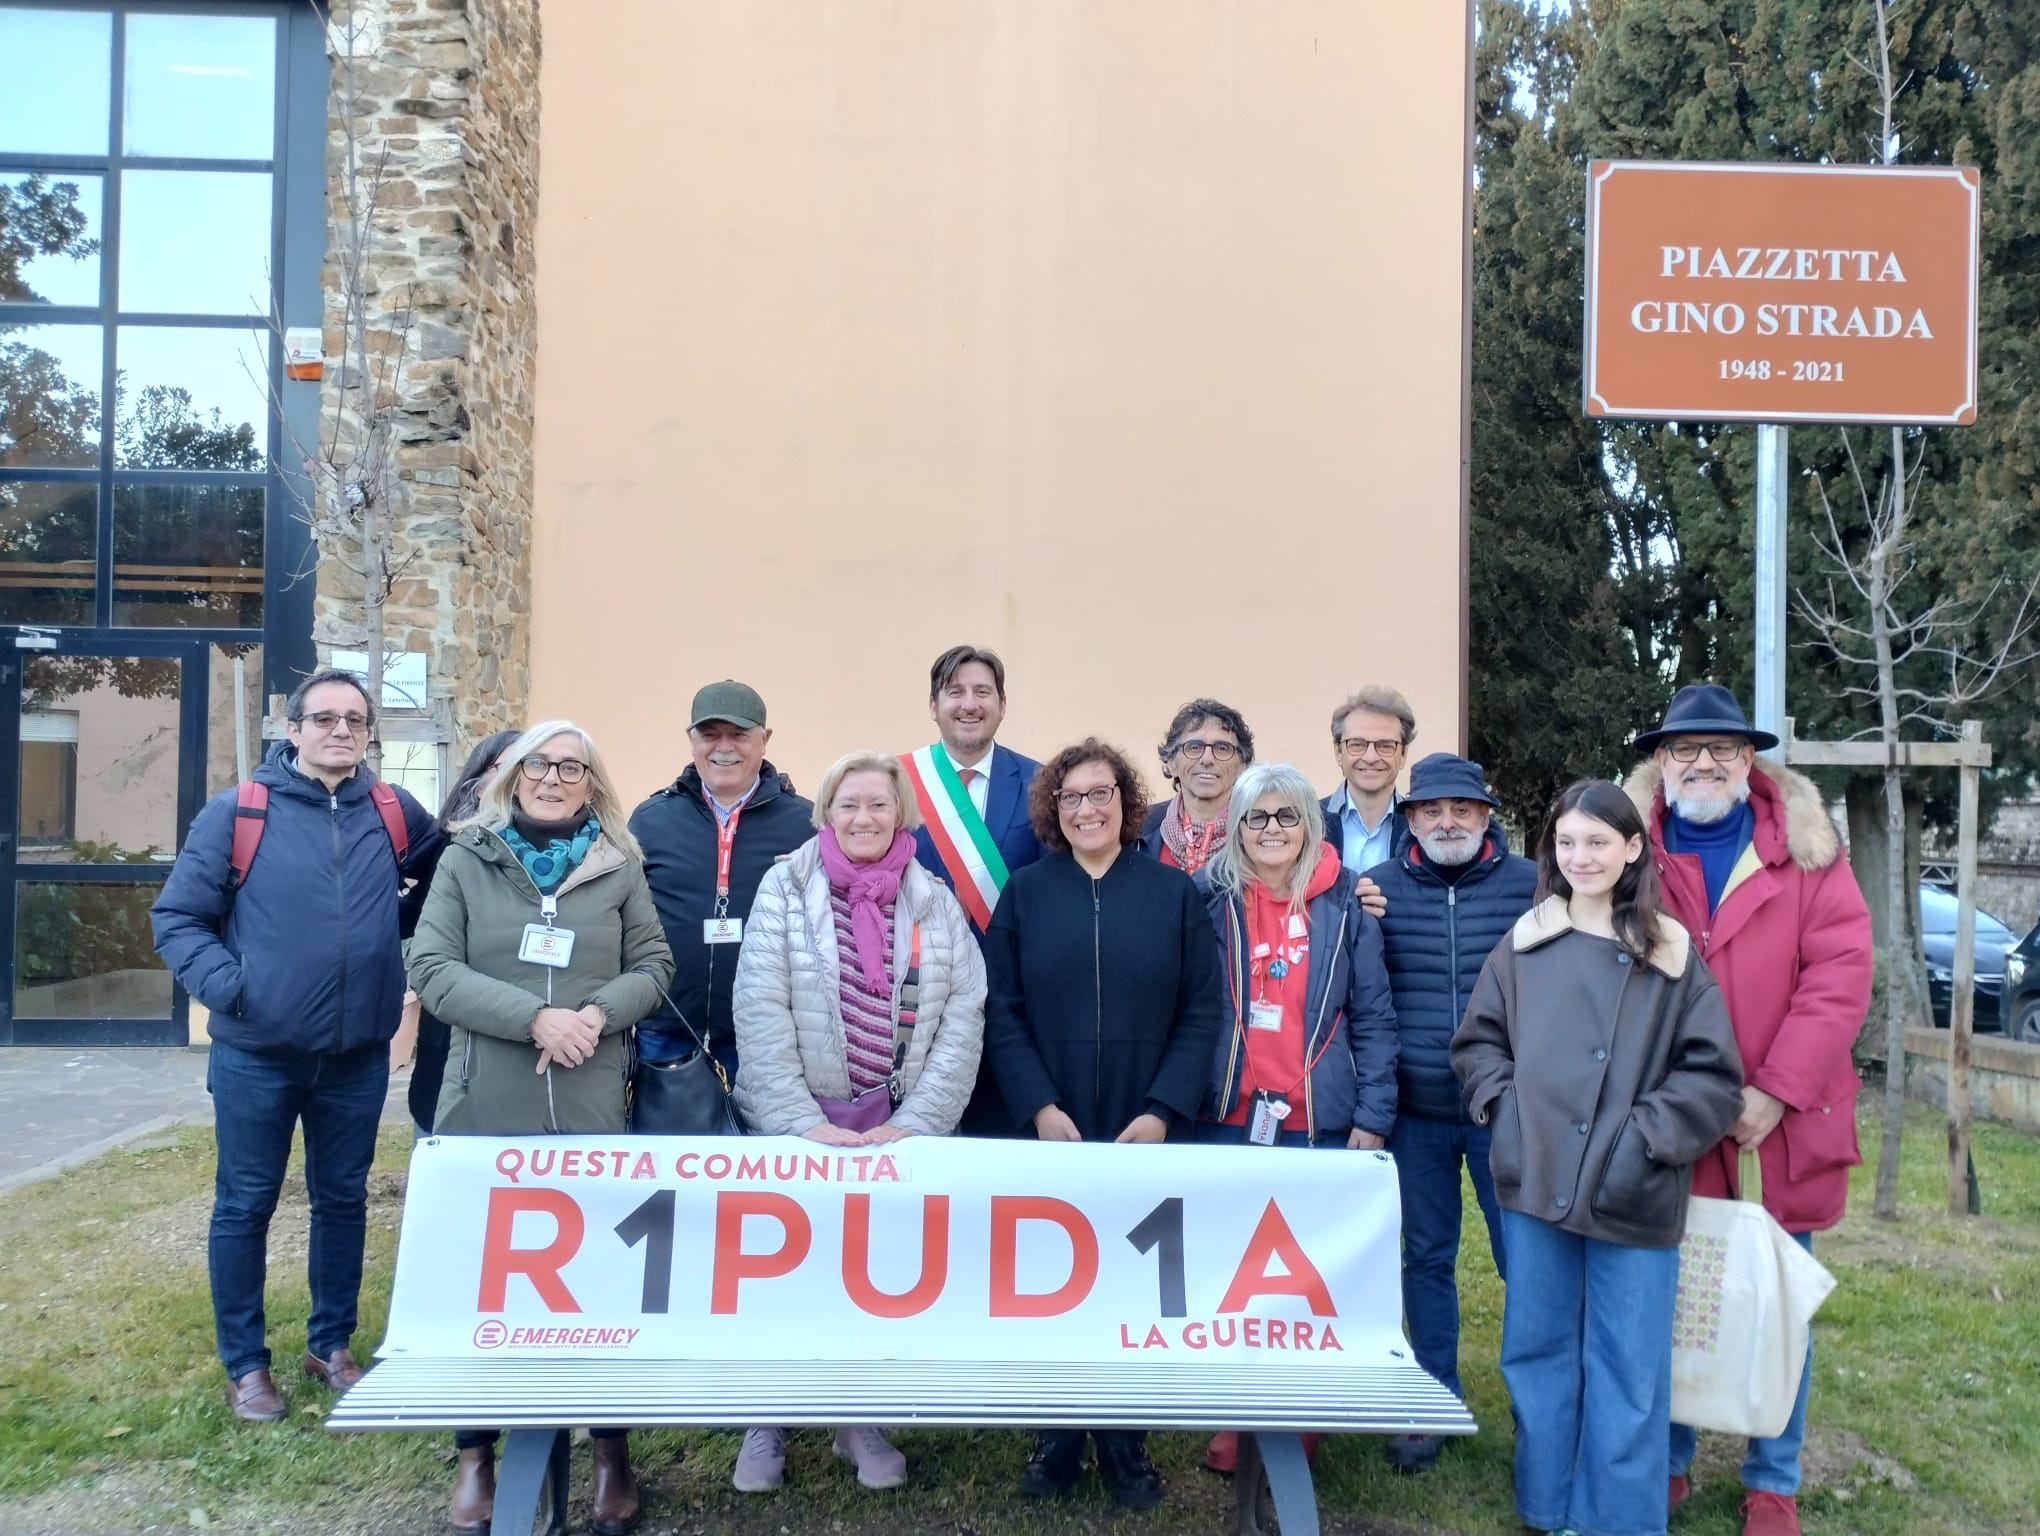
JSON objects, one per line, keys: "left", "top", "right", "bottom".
{"left": 1753, "top": 423, "right": 1789, "bottom": 760}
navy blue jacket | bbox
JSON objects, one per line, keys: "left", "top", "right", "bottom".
{"left": 1364, "top": 827, "right": 1538, "bottom": 1122}
{"left": 151, "top": 742, "right": 441, "bottom": 1057}
{"left": 911, "top": 741, "right": 1045, "bottom": 909}
{"left": 1203, "top": 876, "right": 1400, "bottom": 1141}
{"left": 1322, "top": 789, "right": 1410, "bottom": 870}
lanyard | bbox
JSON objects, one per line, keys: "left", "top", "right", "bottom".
{"left": 713, "top": 801, "right": 745, "bottom": 916}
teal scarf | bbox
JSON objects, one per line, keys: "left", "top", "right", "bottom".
{"left": 501, "top": 812, "right": 601, "bottom": 894}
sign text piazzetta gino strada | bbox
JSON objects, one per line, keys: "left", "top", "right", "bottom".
{"left": 1584, "top": 161, "right": 1979, "bottom": 424}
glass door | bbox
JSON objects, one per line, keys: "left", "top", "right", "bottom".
{"left": 0, "top": 633, "right": 204, "bottom": 1044}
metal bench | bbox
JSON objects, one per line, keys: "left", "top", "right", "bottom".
{"left": 328, "top": 1135, "right": 1477, "bottom": 1534}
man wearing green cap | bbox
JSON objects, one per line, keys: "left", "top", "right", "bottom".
{"left": 629, "top": 681, "right": 815, "bottom": 1088}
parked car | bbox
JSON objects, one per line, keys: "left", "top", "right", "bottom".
{"left": 2003, "top": 918, "right": 2039, "bottom": 1045}
{"left": 1918, "top": 884, "right": 2016, "bottom": 1032}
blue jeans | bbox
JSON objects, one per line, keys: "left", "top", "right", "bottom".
{"left": 1501, "top": 1210, "right": 1679, "bottom": 1536}
{"left": 1668, "top": 1230, "right": 1815, "bottom": 1496}
{"left": 207, "top": 1040, "right": 388, "bottom": 1379}
{"left": 1389, "top": 1112, "right": 1506, "bottom": 1397}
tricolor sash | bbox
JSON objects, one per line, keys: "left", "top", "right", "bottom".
{"left": 903, "top": 743, "right": 1011, "bottom": 931}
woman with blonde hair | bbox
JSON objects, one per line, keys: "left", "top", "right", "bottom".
{"left": 409, "top": 719, "right": 674, "bottom": 1536}
{"left": 728, "top": 749, "right": 987, "bottom": 1493}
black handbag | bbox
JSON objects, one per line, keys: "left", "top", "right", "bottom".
{"left": 628, "top": 991, "right": 743, "bottom": 1136}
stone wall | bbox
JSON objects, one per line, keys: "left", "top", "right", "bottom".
{"left": 1905, "top": 1025, "right": 2040, "bottom": 1136}
{"left": 312, "top": 0, "right": 540, "bottom": 753}
{"left": 1925, "top": 799, "right": 2040, "bottom": 932}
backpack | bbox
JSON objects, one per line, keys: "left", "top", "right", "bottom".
{"left": 229, "top": 780, "right": 410, "bottom": 887}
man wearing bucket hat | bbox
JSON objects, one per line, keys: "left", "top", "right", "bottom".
{"left": 1625, "top": 684, "right": 1870, "bottom": 1536}
{"left": 1364, "top": 752, "right": 1538, "bottom": 1474}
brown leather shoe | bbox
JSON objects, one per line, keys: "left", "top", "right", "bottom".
{"left": 226, "top": 1368, "right": 286, "bottom": 1422}
{"left": 303, "top": 1347, "right": 364, "bottom": 1391}
{"left": 449, "top": 1444, "right": 495, "bottom": 1535}
{"left": 590, "top": 1434, "right": 641, "bottom": 1536}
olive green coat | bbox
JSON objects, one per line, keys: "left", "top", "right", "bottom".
{"left": 412, "top": 826, "right": 675, "bottom": 1135}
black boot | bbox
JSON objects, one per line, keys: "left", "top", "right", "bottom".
{"left": 1094, "top": 1430, "right": 1163, "bottom": 1509}
{"left": 1020, "top": 1428, "right": 1085, "bottom": 1497}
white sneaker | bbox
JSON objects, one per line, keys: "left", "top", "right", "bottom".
{"left": 732, "top": 1426, "right": 786, "bottom": 1492}
{"left": 833, "top": 1425, "right": 907, "bottom": 1489}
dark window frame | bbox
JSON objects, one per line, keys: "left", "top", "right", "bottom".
{"left": 0, "top": 0, "right": 320, "bottom": 692}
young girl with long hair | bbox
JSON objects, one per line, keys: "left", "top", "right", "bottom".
{"left": 1452, "top": 778, "right": 1743, "bottom": 1536}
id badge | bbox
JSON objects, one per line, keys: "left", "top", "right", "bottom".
{"left": 703, "top": 917, "right": 745, "bottom": 944}
{"left": 518, "top": 923, "right": 575, "bottom": 968}
{"left": 1248, "top": 1000, "right": 1285, "bottom": 1032}
{"left": 1247, "top": 1091, "right": 1291, "bottom": 1146}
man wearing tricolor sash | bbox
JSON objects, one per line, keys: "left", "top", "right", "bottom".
{"left": 905, "top": 645, "right": 1043, "bottom": 1133}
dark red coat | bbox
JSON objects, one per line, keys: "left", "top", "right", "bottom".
{"left": 1626, "top": 761, "right": 1872, "bottom": 1232}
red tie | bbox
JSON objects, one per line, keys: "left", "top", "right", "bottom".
{"left": 958, "top": 768, "right": 981, "bottom": 786}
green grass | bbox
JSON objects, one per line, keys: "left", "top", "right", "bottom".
{"left": 0, "top": 1102, "right": 2035, "bottom": 1534}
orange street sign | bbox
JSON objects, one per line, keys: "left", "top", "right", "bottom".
{"left": 1583, "top": 161, "right": 1979, "bottom": 425}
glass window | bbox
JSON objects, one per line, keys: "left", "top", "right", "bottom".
{"left": 0, "top": 9, "right": 112, "bottom": 157}
{"left": 0, "top": 323, "right": 103, "bottom": 467}
{"left": 113, "top": 482, "right": 264, "bottom": 629}
{"left": 114, "top": 327, "right": 268, "bottom": 469}
{"left": 19, "top": 710, "right": 78, "bottom": 847}
{"left": 18, "top": 650, "right": 183, "bottom": 861}
{"left": 118, "top": 170, "right": 272, "bottom": 316}
{"left": 202, "top": 641, "right": 264, "bottom": 793}
{"left": 0, "top": 481, "right": 96, "bottom": 626}
{"left": 14, "top": 881, "right": 174, "bottom": 1019}
{"left": 0, "top": 172, "right": 103, "bottom": 307}
{"left": 122, "top": 13, "right": 278, "bottom": 162}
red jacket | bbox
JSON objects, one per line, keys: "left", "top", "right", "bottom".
{"left": 1626, "top": 761, "right": 1872, "bottom": 1232}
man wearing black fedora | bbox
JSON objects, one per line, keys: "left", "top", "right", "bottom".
{"left": 1625, "top": 684, "right": 1870, "bottom": 1536}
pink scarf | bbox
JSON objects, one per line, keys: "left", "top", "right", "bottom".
{"left": 818, "top": 827, "right": 917, "bottom": 993}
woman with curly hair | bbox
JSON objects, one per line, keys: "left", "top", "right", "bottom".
{"left": 981, "top": 737, "right": 1225, "bottom": 1510}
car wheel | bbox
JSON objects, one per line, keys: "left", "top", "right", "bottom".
{"left": 2015, "top": 997, "right": 2040, "bottom": 1046}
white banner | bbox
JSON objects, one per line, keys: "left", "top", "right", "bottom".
{"left": 384, "top": 1136, "right": 1415, "bottom": 1374}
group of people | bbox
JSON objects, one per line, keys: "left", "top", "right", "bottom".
{"left": 151, "top": 647, "right": 1871, "bottom": 1536}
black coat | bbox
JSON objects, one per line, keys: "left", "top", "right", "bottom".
{"left": 627, "top": 763, "right": 815, "bottom": 1063}
{"left": 1365, "top": 826, "right": 1539, "bottom": 1122}
{"left": 983, "top": 849, "right": 1225, "bottom": 1141}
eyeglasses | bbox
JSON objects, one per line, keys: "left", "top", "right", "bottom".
{"left": 1055, "top": 784, "right": 1120, "bottom": 812}
{"left": 1244, "top": 807, "right": 1303, "bottom": 830}
{"left": 1170, "top": 739, "right": 1238, "bottom": 763}
{"left": 1339, "top": 737, "right": 1403, "bottom": 758}
{"left": 520, "top": 756, "right": 590, "bottom": 784}
{"left": 1663, "top": 739, "right": 1749, "bottom": 764}
{"left": 296, "top": 711, "right": 370, "bottom": 733}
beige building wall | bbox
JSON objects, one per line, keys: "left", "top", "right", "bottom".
{"left": 531, "top": 1, "right": 1472, "bottom": 804}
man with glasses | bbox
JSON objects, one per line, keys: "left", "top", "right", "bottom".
{"left": 1324, "top": 686, "right": 1416, "bottom": 876}
{"left": 152, "top": 668, "right": 441, "bottom": 1423}
{"left": 631, "top": 681, "right": 814, "bottom": 1087}
{"left": 1137, "top": 699, "right": 1254, "bottom": 873}
{"left": 1626, "top": 685, "right": 1870, "bottom": 1536}
{"left": 1363, "top": 751, "right": 1536, "bottom": 1474}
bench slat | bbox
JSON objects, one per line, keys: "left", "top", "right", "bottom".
{"left": 327, "top": 1358, "right": 1477, "bottom": 1436}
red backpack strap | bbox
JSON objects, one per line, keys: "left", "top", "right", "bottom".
{"left": 229, "top": 781, "right": 268, "bottom": 887}
{"left": 370, "top": 780, "right": 410, "bottom": 864}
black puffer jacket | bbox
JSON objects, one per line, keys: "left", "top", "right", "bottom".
{"left": 1364, "top": 826, "right": 1538, "bottom": 1122}
{"left": 627, "top": 763, "right": 815, "bottom": 1065}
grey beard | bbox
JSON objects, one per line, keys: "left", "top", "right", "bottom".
{"left": 1418, "top": 829, "right": 1480, "bottom": 867}
{"left": 1666, "top": 778, "right": 1751, "bottom": 825}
